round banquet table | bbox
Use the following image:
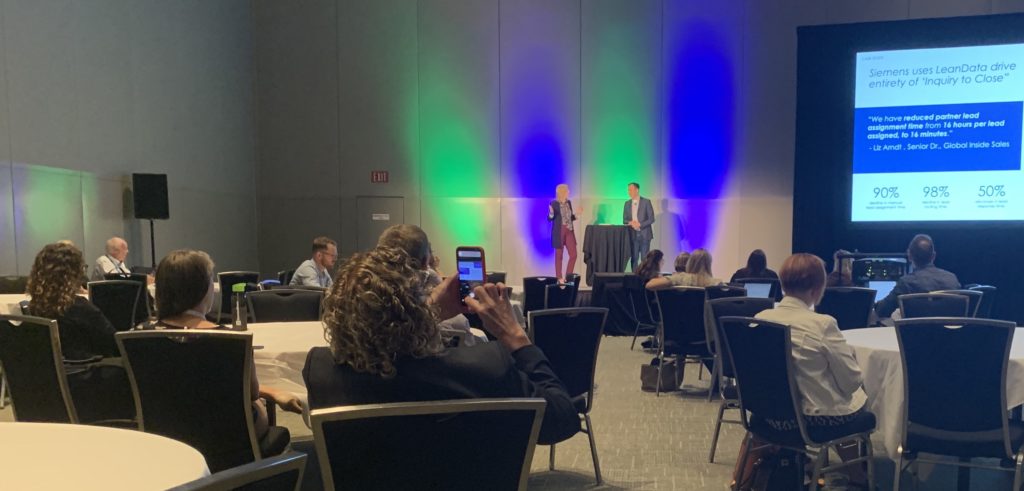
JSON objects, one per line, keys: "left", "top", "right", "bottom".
{"left": 844, "top": 326, "right": 1024, "bottom": 459}
{"left": 249, "top": 321, "right": 329, "bottom": 399}
{"left": 0, "top": 422, "right": 209, "bottom": 490}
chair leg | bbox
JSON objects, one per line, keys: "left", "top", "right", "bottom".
{"left": 1013, "top": 452, "right": 1023, "bottom": 491}
{"left": 708, "top": 401, "right": 726, "bottom": 463}
{"left": 630, "top": 323, "right": 641, "bottom": 351}
{"left": 864, "top": 436, "right": 875, "bottom": 491}
{"left": 808, "top": 448, "right": 827, "bottom": 491}
{"left": 735, "top": 432, "right": 753, "bottom": 486}
{"left": 549, "top": 444, "right": 555, "bottom": 471}
{"left": 584, "top": 414, "right": 603, "bottom": 485}
{"left": 706, "top": 359, "right": 719, "bottom": 402}
{"left": 0, "top": 372, "right": 7, "bottom": 409}
{"left": 656, "top": 352, "right": 664, "bottom": 397}
{"left": 893, "top": 446, "right": 904, "bottom": 491}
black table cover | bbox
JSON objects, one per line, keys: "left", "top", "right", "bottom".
{"left": 582, "top": 225, "right": 631, "bottom": 286}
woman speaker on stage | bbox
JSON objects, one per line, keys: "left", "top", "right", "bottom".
{"left": 548, "top": 184, "right": 578, "bottom": 283}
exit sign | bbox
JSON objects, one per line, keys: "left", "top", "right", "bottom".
{"left": 370, "top": 170, "right": 389, "bottom": 183}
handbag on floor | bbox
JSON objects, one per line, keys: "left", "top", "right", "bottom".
{"left": 732, "top": 434, "right": 803, "bottom": 491}
{"left": 640, "top": 358, "right": 679, "bottom": 392}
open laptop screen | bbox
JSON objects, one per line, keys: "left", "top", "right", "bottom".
{"left": 744, "top": 283, "right": 772, "bottom": 299}
{"left": 869, "top": 280, "right": 897, "bottom": 303}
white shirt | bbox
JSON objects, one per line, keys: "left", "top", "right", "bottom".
{"left": 631, "top": 199, "right": 639, "bottom": 222}
{"left": 755, "top": 296, "right": 867, "bottom": 416}
{"left": 93, "top": 255, "right": 129, "bottom": 280}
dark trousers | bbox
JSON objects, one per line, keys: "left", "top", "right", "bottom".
{"left": 555, "top": 225, "right": 577, "bottom": 279}
{"left": 629, "top": 232, "right": 651, "bottom": 271}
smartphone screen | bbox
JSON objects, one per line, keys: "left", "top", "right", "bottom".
{"left": 456, "top": 247, "right": 486, "bottom": 299}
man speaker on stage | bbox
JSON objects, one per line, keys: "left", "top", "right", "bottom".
{"left": 623, "top": 182, "right": 655, "bottom": 271}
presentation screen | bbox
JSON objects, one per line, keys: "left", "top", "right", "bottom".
{"left": 851, "top": 43, "right": 1024, "bottom": 222}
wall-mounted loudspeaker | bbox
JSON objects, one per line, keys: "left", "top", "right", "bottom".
{"left": 132, "top": 173, "right": 169, "bottom": 220}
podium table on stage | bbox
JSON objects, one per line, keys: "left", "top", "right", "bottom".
{"left": 582, "top": 224, "right": 631, "bottom": 286}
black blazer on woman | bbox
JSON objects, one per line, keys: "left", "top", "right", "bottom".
{"left": 547, "top": 199, "right": 577, "bottom": 248}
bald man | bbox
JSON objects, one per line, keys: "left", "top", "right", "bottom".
{"left": 91, "top": 237, "right": 131, "bottom": 280}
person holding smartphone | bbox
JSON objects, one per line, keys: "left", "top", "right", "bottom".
{"left": 302, "top": 243, "right": 581, "bottom": 445}
{"left": 548, "top": 183, "right": 578, "bottom": 283}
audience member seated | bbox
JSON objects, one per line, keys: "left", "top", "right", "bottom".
{"left": 27, "top": 242, "right": 133, "bottom": 422}
{"left": 91, "top": 236, "right": 132, "bottom": 280}
{"left": 289, "top": 236, "right": 337, "bottom": 288}
{"left": 874, "top": 234, "right": 961, "bottom": 318}
{"left": 150, "top": 249, "right": 303, "bottom": 438}
{"left": 634, "top": 249, "right": 664, "bottom": 282}
{"left": 744, "top": 253, "right": 868, "bottom": 470}
{"left": 646, "top": 248, "right": 723, "bottom": 290}
{"left": 826, "top": 249, "right": 854, "bottom": 287}
{"left": 729, "top": 249, "right": 779, "bottom": 283}
{"left": 673, "top": 251, "right": 690, "bottom": 273}
{"left": 302, "top": 246, "right": 580, "bottom": 445}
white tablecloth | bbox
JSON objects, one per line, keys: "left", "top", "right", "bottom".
{"left": 249, "top": 321, "right": 327, "bottom": 399}
{"left": 0, "top": 422, "right": 209, "bottom": 489}
{"left": 845, "top": 327, "right": 1024, "bottom": 459}
{"left": 0, "top": 293, "right": 28, "bottom": 315}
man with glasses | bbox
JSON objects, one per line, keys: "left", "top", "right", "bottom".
{"left": 290, "top": 236, "right": 338, "bottom": 288}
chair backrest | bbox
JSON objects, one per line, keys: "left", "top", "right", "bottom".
{"left": 969, "top": 285, "right": 997, "bottom": 318}
{"left": 734, "top": 277, "right": 782, "bottom": 301}
{"left": 104, "top": 273, "right": 152, "bottom": 322}
{"left": 899, "top": 293, "right": 968, "bottom": 318}
{"left": 705, "top": 284, "right": 746, "bottom": 300}
{"left": 719, "top": 316, "right": 809, "bottom": 441}
{"left": 655, "top": 287, "right": 707, "bottom": 347}
{"left": 247, "top": 289, "right": 323, "bottom": 323}
{"left": 565, "top": 273, "right": 581, "bottom": 286}
{"left": 543, "top": 283, "right": 577, "bottom": 310}
{"left": 707, "top": 298, "right": 775, "bottom": 378}
{"left": 485, "top": 271, "right": 507, "bottom": 284}
{"left": 0, "top": 315, "right": 78, "bottom": 423}
{"left": 0, "top": 275, "right": 28, "bottom": 294}
{"left": 277, "top": 270, "right": 296, "bottom": 286}
{"left": 218, "top": 272, "right": 261, "bottom": 316}
{"left": 168, "top": 451, "right": 307, "bottom": 491}
{"left": 527, "top": 308, "right": 607, "bottom": 413}
{"left": 116, "top": 330, "right": 260, "bottom": 472}
{"left": 88, "top": 280, "right": 144, "bottom": 331}
{"left": 895, "top": 317, "right": 1016, "bottom": 458}
{"left": 312, "top": 399, "right": 545, "bottom": 491}
{"left": 815, "top": 287, "right": 876, "bottom": 330}
{"left": 933, "top": 289, "right": 984, "bottom": 317}
{"left": 622, "top": 274, "right": 654, "bottom": 325}
{"left": 522, "top": 276, "right": 558, "bottom": 316}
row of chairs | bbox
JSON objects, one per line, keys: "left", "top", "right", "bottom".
{"left": 0, "top": 306, "right": 609, "bottom": 489}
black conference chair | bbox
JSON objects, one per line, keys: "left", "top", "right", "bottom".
{"left": 899, "top": 293, "right": 968, "bottom": 319}
{"left": 720, "top": 316, "right": 876, "bottom": 491}
{"left": 543, "top": 283, "right": 577, "bottom": 310}
{"left": 104, "top": 272, "right": 153, "bottom": 322}
{"left": 311, "top": 399, "right": 544, "bottom": 491}
{"left": 522, "top": 276, "right": 558, "bottom": 320}
{"left": 653, "top": 287, "right": 709, "bottom": 396}
{"left": 277, "top": 270, "right": 296, "bottom": 286}
{"left": 117, "top": 330, "right": 290, "bottom": 472}
{"left": 528, "top": 308, "right": 608, "bottom": 485}
{"left": 565, "top": 273, "right": 581, "bottom": 286}
{"left": 893, "top": 318, "right": 1023, "bottom": 490}
{"left": 734, "top": 277, "right": 782, "bottom": 301}
{"left": 485, "top": 271, "right": 507, "bottom": 284}
{"left": 705, "top": 284, "right": 746, "bottom": 301}
{"left": 0, "top": 315, "right": 78, "bottom": 423}
{"left": 816, "top": 287, "right": 876, "bottom": 330}
{"left": 168, "top": 451, "right": 307, "bottom": 491}
{"left": 934, "top": 289, "right": 984, "bottom": 317}
{"left": 969, "top": 284, "right": 997, "bottom": 318}
{"left": 623, "top": 274, "right": 657, "bottom": 350}
{"left": 88, "top": 280, "right": 145, "bottom": 331}
{"left": 217, "top": 271, "right": 260, "bottom": 323}
{"left": 0, "top": 275, "right": 28, "bottom": 294}
{"left": 247, "top": 289, "right": 323, "bottom": 323}
{"left": 706, "top": 298, "right": 774, "bottom": 462}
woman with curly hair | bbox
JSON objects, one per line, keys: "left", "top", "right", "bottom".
{"left": 27, "top": 242, "right": 117, "bottom": 361}
{"left": 26, "top": 242, "right": 132, "bottom": 422}
{"left": 302, "top": 243, "right": 581, "bottom": 445}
